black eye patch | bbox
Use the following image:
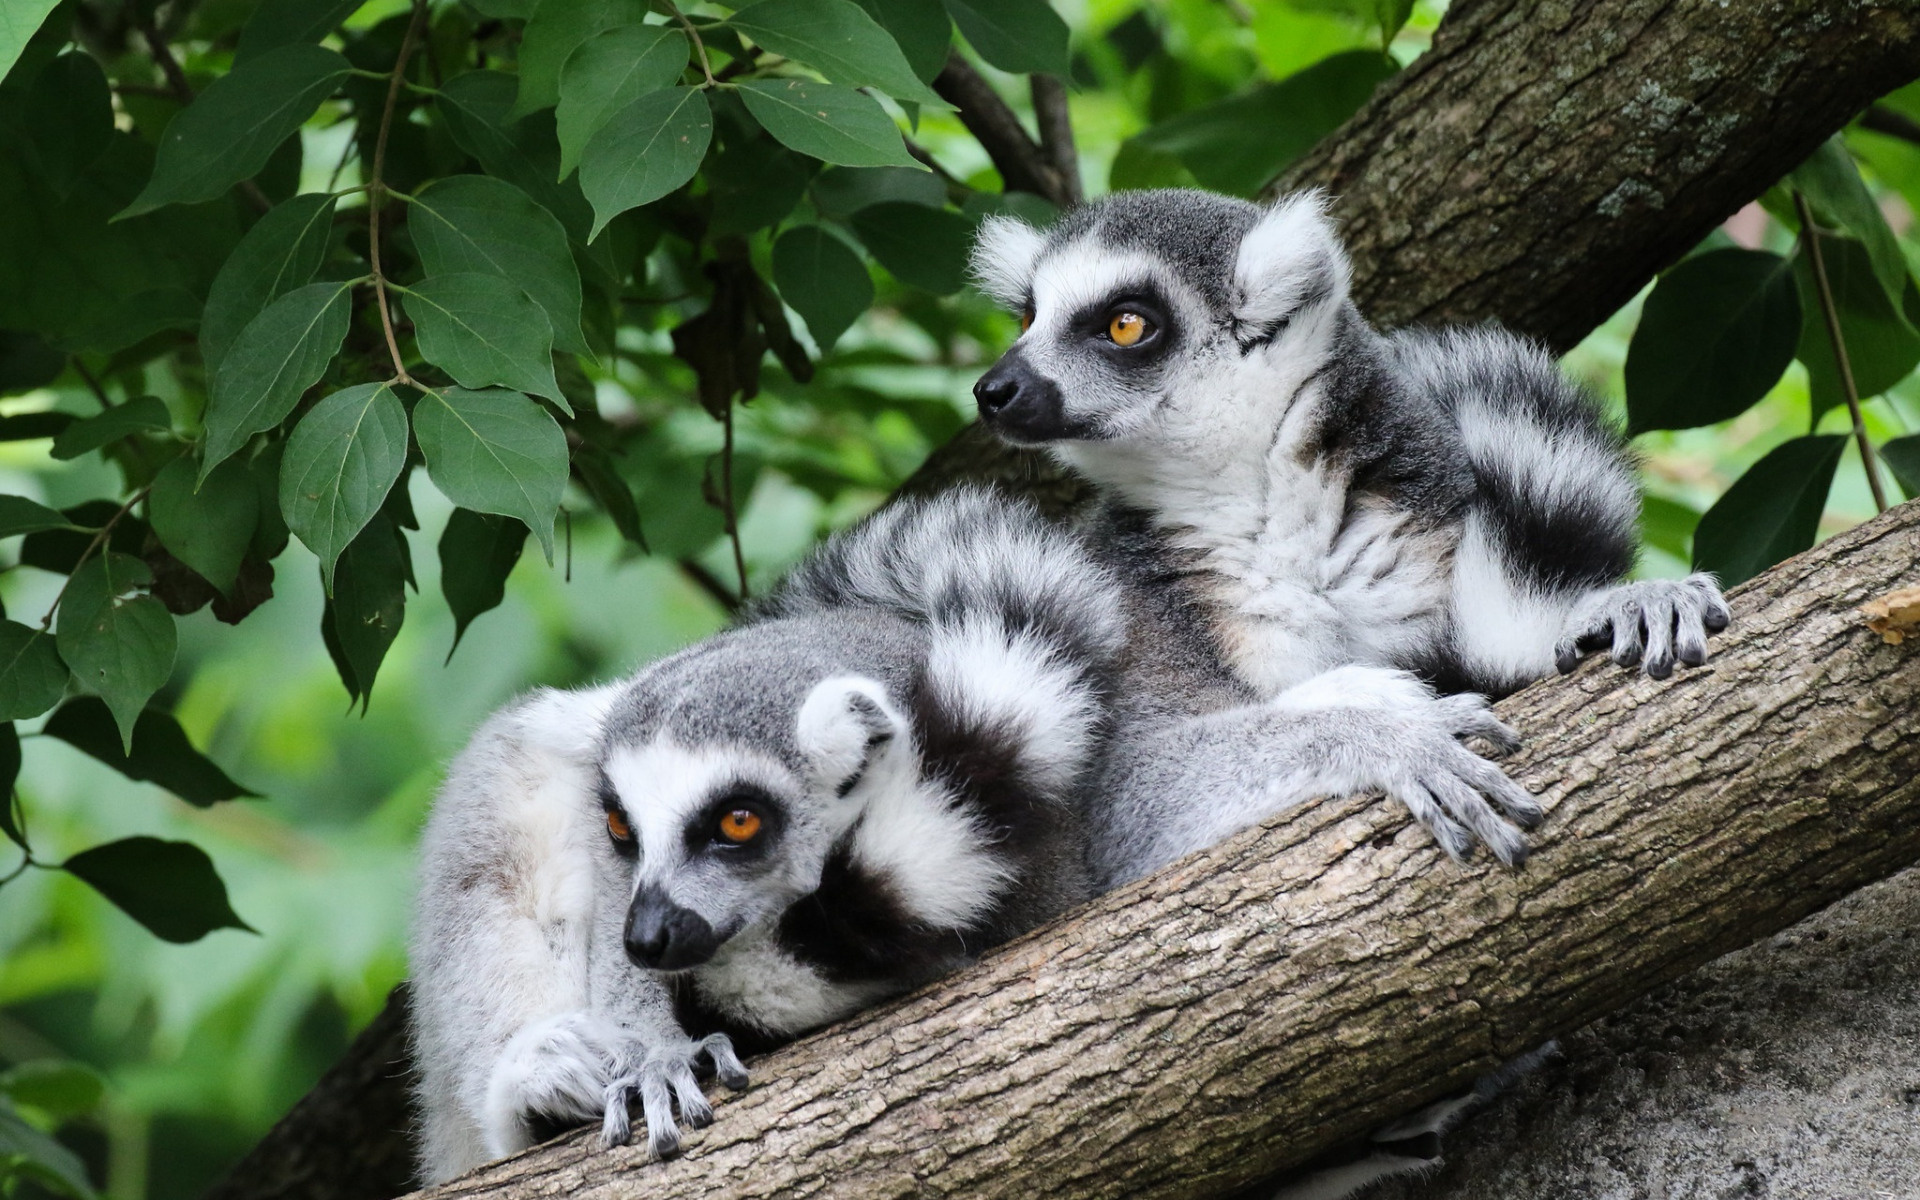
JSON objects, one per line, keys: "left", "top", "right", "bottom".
{"left": 1067, "top": 285, "right": 1177, "bottom": 365}
{"left": 685, "top": 783, "right": 786, "bottom": 860}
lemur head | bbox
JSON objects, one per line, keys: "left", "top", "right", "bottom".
{"left": 593, "top": 615, "right": 922, "bottom": 973}
{"left": 969, "top": 188, "right": 1353, "bottom": 475}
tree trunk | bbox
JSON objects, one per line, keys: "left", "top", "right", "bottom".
{"left": 206, "top": 1, "right": 1920, "bottom": 1197}
{"left": 397, "top": 502, "right": 1920, "bottom": 1200}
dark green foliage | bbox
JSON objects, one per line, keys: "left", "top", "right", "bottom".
{"left": 1626, "top": 249, "right": 1801, "bottom": 435}
{"left": 61, "top": 836, "right": 254, "bottom": 943}
{"left": 1692, "top": 435, "right": 1848, "bottom": 587}
{"left": 439, "top": 508, "right": 530, "bottom": 657}
{"left": 43, "top": 699, "right": 256, "bottom": 806}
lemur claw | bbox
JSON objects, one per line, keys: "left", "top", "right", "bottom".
{"left": 1556, "top": 574, "right": 1729, "bottom": 681}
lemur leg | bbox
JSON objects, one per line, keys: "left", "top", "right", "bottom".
{"left": 1555, "top": 574, "right": 1730, "bottom": 680}
{"left": 1091, "top": 666, "right": 1540, "bottom": 888}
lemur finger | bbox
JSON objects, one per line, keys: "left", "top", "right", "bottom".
{"left": 700, "top": 1033, "right": 751, "bottom": 1092}
{"left": 1394, "top": 781, "right": 1473, "bottom": 862}
{"left": 1553, "top": 636, "right": 1582, "bottom": 675}
{"left": 598, "top": 1084, "right": 633, "bottom": 1149}
{"left": 1674, "top": 608, "right": 1710, "bottom": 667}
{"left": 1427, "top": 772, "right": 1527, "bottom": 868}
{"left": 1458, "top": 754, "right": 1544, "bottom": 831}
{"left": 1608, "top": 604, "right": 1644, "bottom": 667}
{"left": 1433, "top": 695, "right": 1522, "bottom": 755}
{"left": 639, "top": 1072, "right": 681, "bottom": 1158}
{"left": 1640, "top": 598, "right": 1677, "bottom": 680}
{"left": 1689, "top": 574, "right": 1732, "bottom": 631}
{"left": 667, "top": 1060, "right": 712, "bottom": 1129}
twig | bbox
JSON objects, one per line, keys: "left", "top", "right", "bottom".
{"left": 662, "top": 1, "right": 715, "bottom": 86}
{"left": 130, "top": 1, "right": 193, "bottom": 104}
{"left": 1861, "top": 104, "right": 1920, "bottom": 147}
{"left": 1796, "top": 191, "right": 1890, "bottom": 514}
{"left": 678, "top": 557, "right": 740, "bottom": 613}
{"left": 72, "top": 359, "right": 114, "bottom": 410}
{"left": 721, "top": 399, "right": 749, "bottom": 600}
{"left": 933, "top": 52, "right": 1072, "bottom": 208}
{"left": 1029, "top": 74, "right": 1082, "bottom": 206}
{"left": 369, "top": 0, "right": 430, "bottom": 389}
{"left": 38, "top": 486, "right": 153, "bottom": 631}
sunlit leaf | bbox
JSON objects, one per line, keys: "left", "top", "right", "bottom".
{"left": 850, "top": 201, "right": 971, "bottom": 293}
{"left": 729, "top": 0, "right": 948, "bottom": 109}
{"left": 279, "top": 382, "right": 408, "bottom": 590}
{"left": 44, "top": 698, "right": 256, "bottom": 805}
{"left": 53, "top": 552, "right": 175, "bottom": 752}
{"left": 511, "top": 0, "right": 650, "bottom": 119}
{"left": 148, "top": 457, "right": 259, "bottom": 594}
{"left": 944, "top": 0, "right": 1068, "bottom": 76}
{"left": 578, "top": 85, "right": 713, "bottom": 240}
{"left": 116, "top": 45, "right": 350, "bottom": 219}
{"left": 773, "top": 224, "right": 873, "bottom": 348}
{"left": 1692, "top": 434, "right": 1846, "bottom": 587}
{"left": 203, "top": 280, "right": 352, "bottom": 476}
{"left": 0, "top": 619, "right": 68, "bottom": 720}
{"left": 62, "top": 835, "right": 254, "bottom": 943}
{"left": 410, "top": 176, "right": 588, "bottom": 356}
{"left": 201, "top": 193, "right": 336, "bottom": 373}
{"left": 404, "top": 274, "right": 564, "bottom": 405}
{"left": 1625, "top": 249, "right": 1801, "bottom": 434}
{"left": 439, "top": 508, "right": 528, "bottom": 658}
{"left": 414, "top": 388, "right": 568, "bottom": 561}
{"left": 737, "top": 79, "right": 920, "bottom": 169}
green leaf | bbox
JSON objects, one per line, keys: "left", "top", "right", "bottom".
{"left": 728, "top": 0, "right": 948, "bottom": 109}
{"left": 1638, "top": 492, "right": 1701, "bottom": 567}
{"left": 414, "top": 388, "right": 568, "bottom": 561}
{"left": 54, "top": 552, "right": 175, "bottom": 753}
{"left": 578, "top": 86, "right": 713, "bottom": 240}
{"left": 849, "top": 201, "right": 971, "bottom": 293}
{"left": 0, "top": 330, "right": 64, "bottom": 396}
{"left": 435, "top": 70, "right": 598, "bottom": 242}
{"left": 0, "top": 1102, "right": 97, "bottom": 1200}
{"left": 438, "top": 508, "right": 529, "bottom": 658}
{"left": 852, "top": 0, "right": 950, "bottom": 83}
{"left": 1881, "top": 433, "right": 1920, "bottom": 500}
{"left": 67, "top": 286, "right": 202, "bottom": 356}
{"left": 62, "top": 835, "right": 253, "bottom": 943}
{"left": 280, "top": 382, "right": 408, "bottom": 590}
{"left": 43, "top": 697, "right": 256, "bottom": 805}
{"left": 510, "top": 0, "right": 650, "bottom": 120}
{"left": 49, "top": 396, "right": 172, "bottom": 462}
{"left": 0, "top": 1, "right": 62, "bottom": 89}
{"left": 410, "top": 176, "right": 588, "bottom": 357}
{"left": 0, "top": 619, "right": 69, "bottom": 720}
{"left": 201, "top": 193, "right": 337, "bottom": 373}
{"left": 737, "top": 78, "right": 920, "bottom": 169}
{"left": 0, "top": 411, "right": 73, "bottom": 441}
{"left": 705, "top": 120, "right": 816, "bottom": 235}
{"left": 116, "top": 45, "right": 351, "bottom": 219}
{"left": 944, "top": 0, "right": 1069, "bottom": 76}
{"left": 404, "top": 274, "right": 564, "bottom": 405}
{"left": 202, "top": 280, "right": 352, "bottom": 476}
{"left": 1794, "top": 232, "right": 1920, "bottom": 421}
{"left": 773, "top": 224, "right": 873, "bottom": 348}
{"left": 556, "top": 25, "right": 689, "bottom": 179}
{"left": 148, "top": 456, "right": 260, "bottom": 595}
{"left": 0, "top": 1062, "right": 106, "bottom": 1126}
{"left": 1624, "top": 248, "right": 1801, "bottom": 435}
{"left": 1791, "top": 136, "right": 1910, "bottom": 319}
{"left": 234, "top": 0, "right": 362, "bottom": 62}
{"left": 1692, "top": 434, "right": 1847, "bottom": 587}
{"left": 0, "top": 726, "right": 21, "bottom": 852}
{"left": 26, "top": 53, "right": 113, "bottom": 197}
{"left": 0, "top": 495, "right": 70, "bottom": 538}
{"left": 324, "top": 512, "right": 407, "bottom": 708}
{"left": 19, "top": 502, "right": 147, "bottom": 576}
{"left": 573, "top": 445, "right": 646, "bottom": 549}
{"left": 1122, "top": 50, "right": 1395, "bottom": 196}
{"left": 1375, "top": 0, "right": 1415, "bottom": 41}
{"left": 809, "top": 164, "right": 946, "bottom": 217}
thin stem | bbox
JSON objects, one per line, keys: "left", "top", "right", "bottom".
{"left": 663, "top": 1, "right": 715, "bottom": 85}
{"left": 39, "top": 486, "right": 152, "bottom": 630}
{"left": 131, "top": 1, "right": 193, "bottom": 104}
{"left": 72, "top": 359, "right": 113, "bottom": 410}
{"left": 368, "top": 0, "right": 430, "bottom": 389}
{"left": 721, "top": 400, "right": 748, "bottom": 600}
{"left": 1796, "top": 191, "right": 1890, "bottom": 514}
{"left": 678, "top": 558, "right": 740, "bottom": 613}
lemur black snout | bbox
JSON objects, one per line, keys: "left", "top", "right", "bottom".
{"left": 973, "top": 351, "right": 1073, "bottom": 444}
{"left": 625, "top": 886, "right": 721, "bottom": 971}
{"left": 974, "top": 372, "right": 1020, "bottom": 415}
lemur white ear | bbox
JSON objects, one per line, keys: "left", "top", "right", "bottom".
{"left": 1231, "top": 190, "right": 1351, "bottom": 341}
{"left": 970, "top": 215, "right": 1047, "bottom": 308}
{"left": 795, "top": 676, "right": 908, "bottom": 805}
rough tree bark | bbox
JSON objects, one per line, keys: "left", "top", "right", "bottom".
{"left": 402, "top": 501, "right": 1920, "bottom": 1200}
{"left": 206, "top": 1, "right": 1920, "bottom": 1197}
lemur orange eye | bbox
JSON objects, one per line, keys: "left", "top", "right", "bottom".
{"left": 1108, "top": 311, "right": 1150, "bottom": 346}
{"left": 606, "top": 809, "right": 632, "bottom": 842}
{"left": 717, "top": 809, "right": 762, "bottom": 843}
{"left": 1020, "top": 308, "right": 1034, "bottom": 333}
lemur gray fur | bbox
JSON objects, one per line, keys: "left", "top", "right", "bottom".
{"left": 969, "top": 187, "right": 1730, "bottom": 875}
{"left": 409, "top": 488, "right": 1124, "bottom": 1184}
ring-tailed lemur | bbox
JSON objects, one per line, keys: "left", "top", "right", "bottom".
{"left": 968, "top": 187, "right": 1730, "bottom": 874}
{"left": 410, "top": 488, "right": 1123, "bottom": 1183}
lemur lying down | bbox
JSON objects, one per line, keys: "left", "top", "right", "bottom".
{"left": 969, "top": 187, "right": 1729, "bottom": 876}
{"left": 410, "top": 489, "right": 1124, "bottom": 1182}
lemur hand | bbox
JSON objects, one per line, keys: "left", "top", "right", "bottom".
{"left": 1555, "top": 574, "right": 1730, "bottom": 680}
{"left": 599, "top": 1032, "right": 750, "bottom": 1158}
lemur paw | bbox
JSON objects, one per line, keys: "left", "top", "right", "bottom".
{"left": 599, "top": 1033, "right": 750, "bottom": 1158}
{"left": 1555, "top": 574, "right": 1730, "bottom": 680}
{"left": 482, "top": 1012, "right": 622, "bottom": 1159}
{"left": 1399, "top": 693, "right": 1542, "bottom": 867}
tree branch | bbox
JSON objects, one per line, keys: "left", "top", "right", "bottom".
{"left": 1029, "top": 74, "right": 1082, "bottom": 206}
{"left": 412, "top": 501, "right": 1920, "bottom": 1200}
{"left": 933, "top": 53, "right": 1073, "bottom": 209}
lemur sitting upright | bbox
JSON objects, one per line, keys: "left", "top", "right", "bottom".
{"left": 968, "top": 188, "right": 1730, "bottom": 875}
{"left": 409, "top": 489, "right": 1123, "bottom": 1184}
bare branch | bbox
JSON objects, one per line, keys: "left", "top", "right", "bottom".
{"left": 1030, "top": 74, "right": 1082, "bottom": 206}
{"left": 933, "top": 53, "right": 1072, "bottom": 208}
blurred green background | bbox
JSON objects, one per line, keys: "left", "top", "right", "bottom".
{"left": 3, "top": 0, "right": 1917, "bottom": 1197}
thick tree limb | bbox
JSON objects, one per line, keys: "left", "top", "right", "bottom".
{"left": 405, "top": 502, "right": 1920, "bottom": 1200}
{"left": 933, "top": 53, "right": 1075, "bottom": 209}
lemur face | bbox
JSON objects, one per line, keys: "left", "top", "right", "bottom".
{"left": 594, "top": 633, "right": 912, "bottom": 974}
{"left": 969, "top": 188, "right": 1351, "bottom": 453}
